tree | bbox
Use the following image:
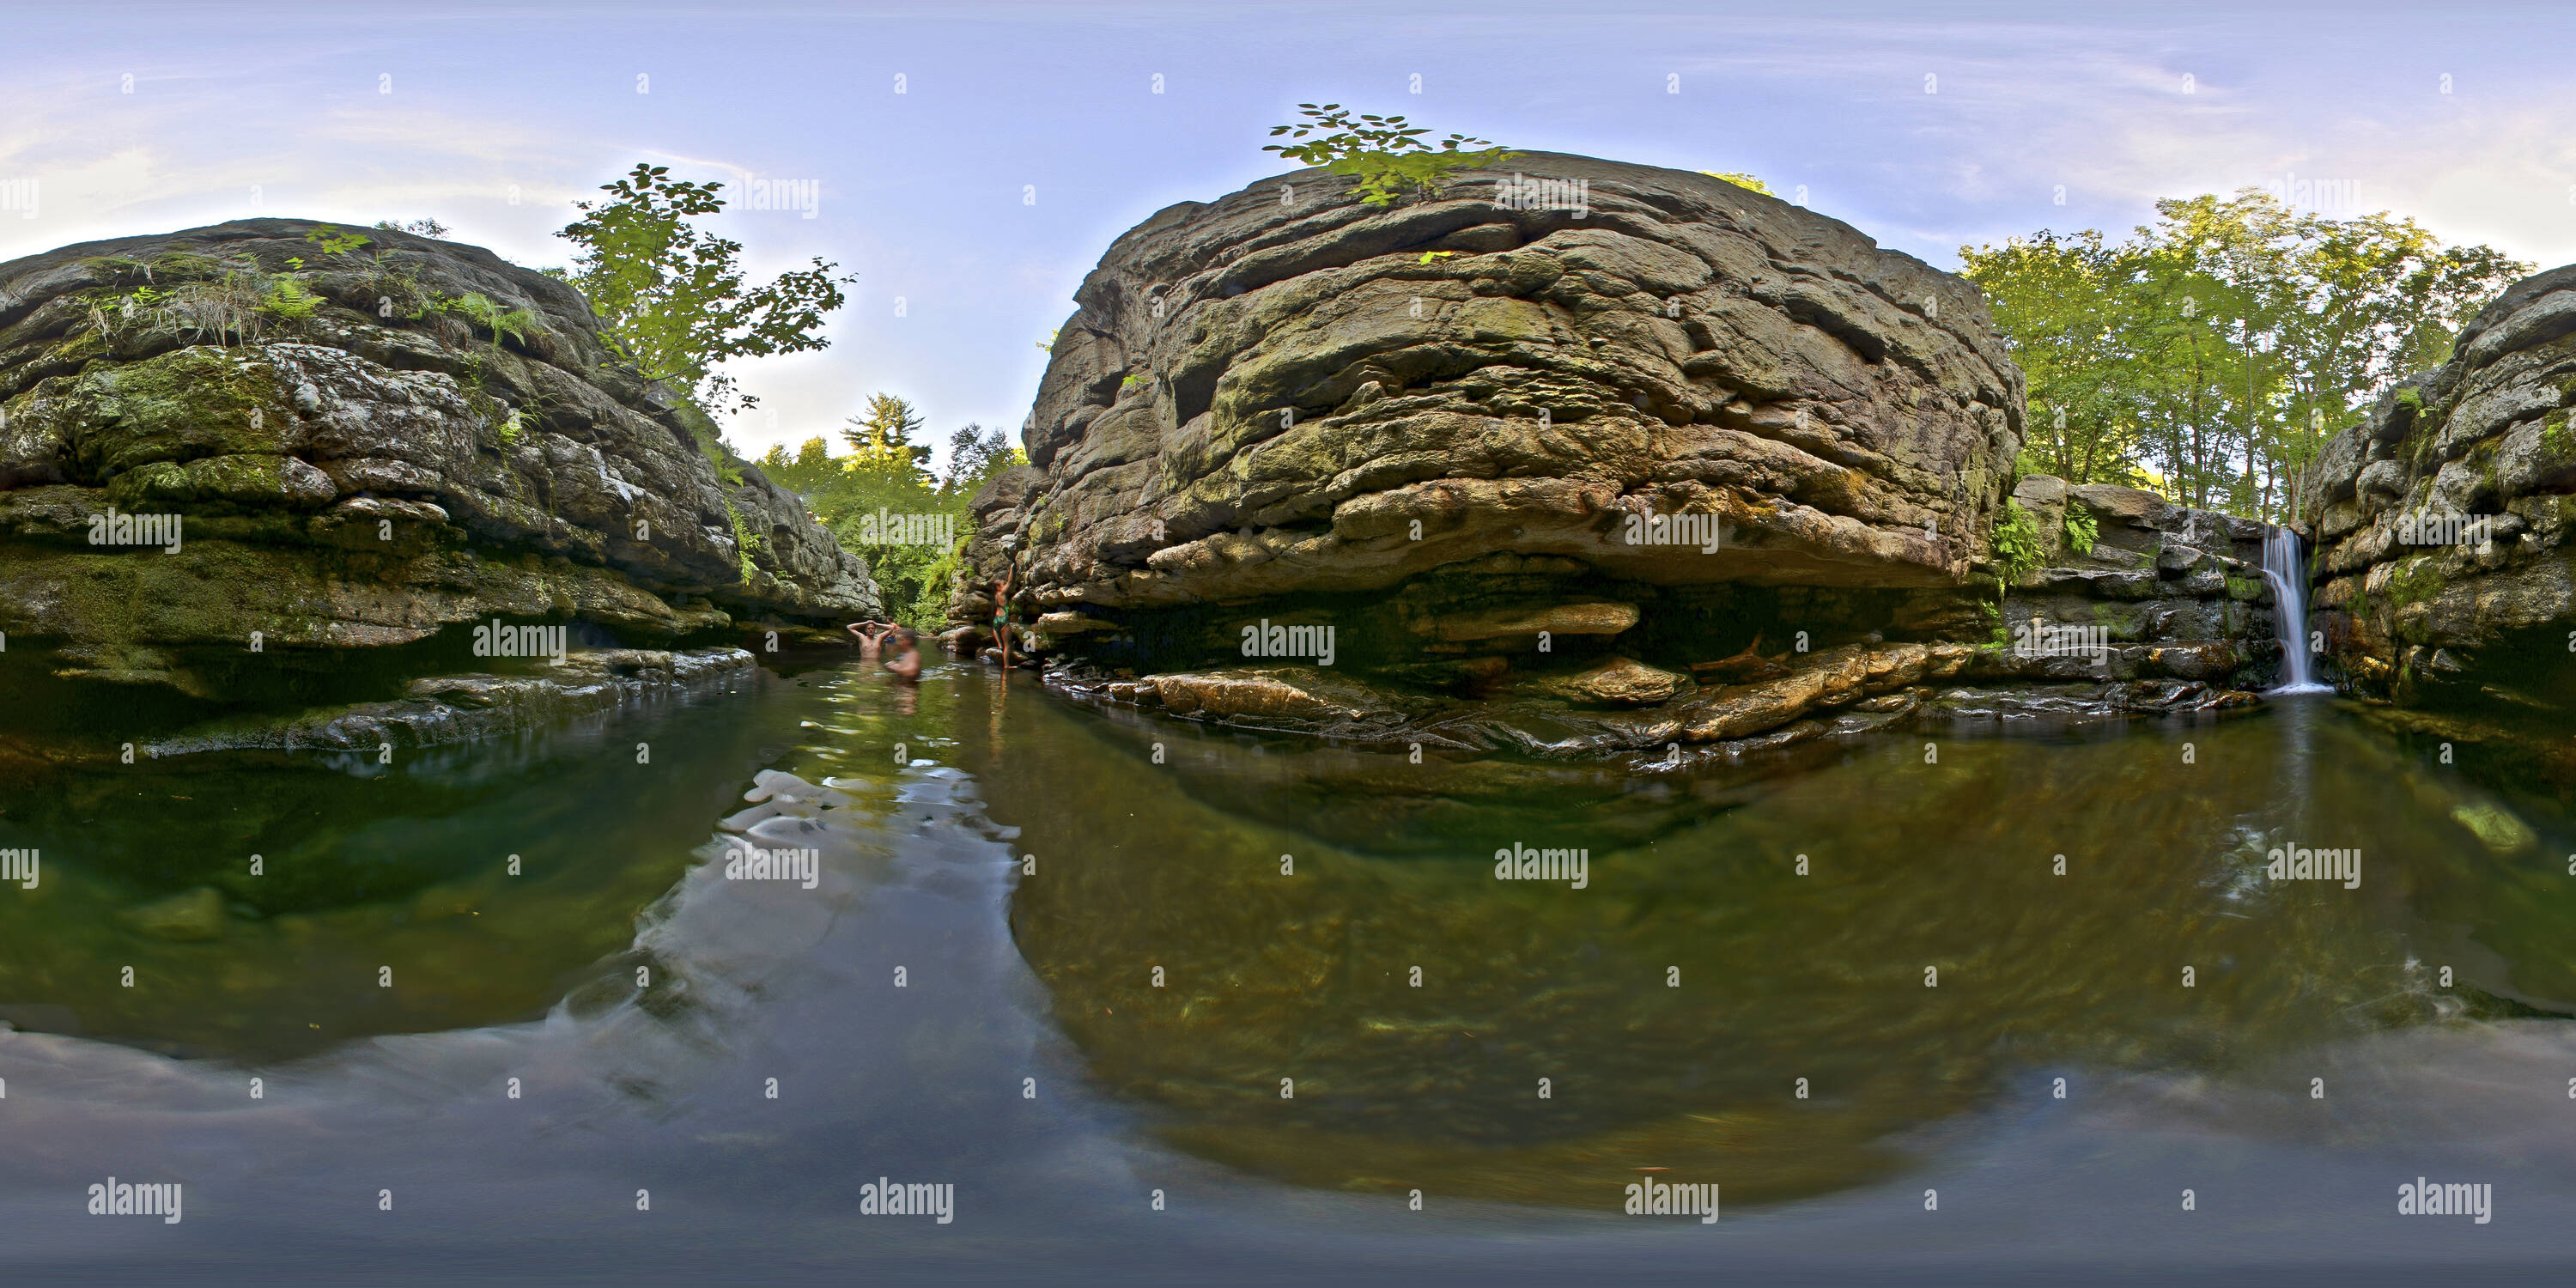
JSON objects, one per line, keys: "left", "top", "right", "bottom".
{"left": 759, "top": 421, "right": 983, "bottom": 629}
{"left": 556, "top": 162, "right": 857, "bottom": 414}
{"left": 841, "top": 393, "right": 932, "bottom": 483}
{"left": 1957, "top": 230, "right": 2155, "bottom": 489}
{"left": 1962, "top": 190, "right": 2530, "bottom": 519}
{"left": 941, "top": 423, "right": 1024, "bottom": 497}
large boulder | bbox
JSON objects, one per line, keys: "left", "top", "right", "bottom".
{"left": 2303, "top": 262, "right": 2576, "bottom": 707}
{"left": 956, "top": 154, "right": 2023, "bottom": 644}
{"left": 0, "top": 219, "right": 877, "bottom": 698}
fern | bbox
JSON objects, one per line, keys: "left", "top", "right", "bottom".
{"left": 304, "top": 225, "right": 372, "bottom": 258}
{"left": 259, "top": 276, "right": 321, "bottom": 321}
{"left": 726, "top": 500, "right": 763, "bottom": 583}
{"left": 2063, "top": 505, "right": 2098, "bottom": 556}
{"left": 1992, "top": 500, "right": 2044, "bottom": 586}
{"left": 450, "top": 291, "right": 537, "bottom": 349}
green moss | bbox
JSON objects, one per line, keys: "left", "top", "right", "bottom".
{"left": 2385, "top": 555, "right": 2445, "bottom": 610}
{"left": 2393, "top": 386, "right": 2424, "bottom": 413}
{"left": 2543, "top": 409, "right": 2573, "bottom": 459}
{"left": 78, "top": 347, "right": 298, "bottom": 477}
{"left": 149, "top": 252, "right": 226, "bottom": 283}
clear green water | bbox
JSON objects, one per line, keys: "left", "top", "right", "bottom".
{"left": 3, "top": 659, "right": 2572, "bottom": 1253}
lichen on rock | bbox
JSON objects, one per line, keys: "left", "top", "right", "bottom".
{"left": 0, "top": 219, "right": 880, "bottom": 702}
{"left": 955, "top": 155, "right": 2279, "bottom": 753}
{"left": 2304, "top": 260, "right": 2576, "bottom": 709}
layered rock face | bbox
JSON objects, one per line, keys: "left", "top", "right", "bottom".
{"left": 1978, "top": 475, "right": 2279, "bottom": 701}
{"left": 957, "top": 153, "right": 2024, "bottom": 636}
{"left": 955, "top": 155, "right": 2292, "bottom": 754}
{"left": 1048, "top": 476, "right": 2271, "bottom": 759}
{"left": 0, "top": 219, "right": 877, "bottom": 701}
{"left": 2305, "top": 263, "right": 2576, "bottom": 708}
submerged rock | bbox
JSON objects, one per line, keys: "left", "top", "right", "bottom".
{"left": 121, "top": 886, "right": 227, "bottom": 941}
{"left": 140, "top": 646, "right": 757, "bottom": 756}
{"left": 0, "top": 220, "right": 878, "bottom": 703}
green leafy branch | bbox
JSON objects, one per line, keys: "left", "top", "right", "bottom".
{"left": 556, "top": 162, "right": 857, "bottom": 414}
{"left": 1264, "top": 104, "right": 1519, "bottom": 206}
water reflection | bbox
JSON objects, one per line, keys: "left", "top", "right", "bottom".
{"left": 981, "top": 689, "right": 2576, "bottom": 1206}
{"left": 0, "top": 665, "right": 933, "bottom": 1061}
{"left": 3, "top": 654, "right": 2569, "bottom": 1225}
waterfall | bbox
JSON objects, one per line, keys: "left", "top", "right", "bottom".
{"left": 2262, "top": 526, "right": 2331, "bottom": 695}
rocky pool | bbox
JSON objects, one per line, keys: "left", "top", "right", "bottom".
{"left": 3, "top": 658, "right": 2573, "bottom": 1283}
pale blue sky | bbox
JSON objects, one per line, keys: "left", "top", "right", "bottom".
{"left": 5, "top": 1, "right": 2572, "bottom": 470}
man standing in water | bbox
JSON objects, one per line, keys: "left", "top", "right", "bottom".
{"left": 882, "top": 626, "right": 923, "bottom": 680}
{"left": 845, "top": 619, "right": 896, "bottom": 661}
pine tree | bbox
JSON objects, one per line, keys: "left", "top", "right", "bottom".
{"left": 841, "top": 393, "right": 932, "bottom": 483}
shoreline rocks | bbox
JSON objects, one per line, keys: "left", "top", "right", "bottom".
{"left": 138, "top": 646, "right": 759, "bottom": 757}
{"left": 951, "top": 153, "right": 2280, "bottom": 755}
{"left": 2304, "top": 262, "right": 2576, "bottom": 714}
{"left": 0, "top": 219, "right": 878, "bottom": 706}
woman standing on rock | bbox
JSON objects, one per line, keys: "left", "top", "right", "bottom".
{"left": 991, "top": 568, "right": 1018, "bottom": 671}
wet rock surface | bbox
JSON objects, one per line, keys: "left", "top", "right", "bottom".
{"left": 1982, "top": 475, "right": 2279, "bottom": 692}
